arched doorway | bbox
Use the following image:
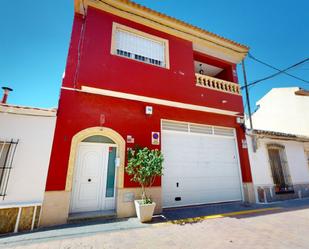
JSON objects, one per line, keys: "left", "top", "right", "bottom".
{"left": 67, "top": 127, "right": 125, "bottom": 215}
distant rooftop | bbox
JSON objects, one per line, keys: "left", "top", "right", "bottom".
{"left": 295, "top": 88, "right": 309, "bottom": 96}
{"left": 251, "top": 129, "right": 309, "bottom": 142}
{"left": 0, "top": 103, "right": 56, "bottom": 117}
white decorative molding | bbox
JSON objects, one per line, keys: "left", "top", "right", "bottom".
{"left": 61, "top": 86, "right": 241, "bottom": 116}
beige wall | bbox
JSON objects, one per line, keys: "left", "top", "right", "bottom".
{"left": 242, "top": 182, "right": 256, "bottom": 203}
{"left": 40, "top": 191, "right": 70, "bottom": 227}
{"left": 40, "top": 187, "right": 162, "bottom": 227}
{"left": 117, "top": 187, "right": 162, "bottom": 218}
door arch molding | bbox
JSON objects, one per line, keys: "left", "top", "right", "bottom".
{"left": 65, "top": 127, "right": 125, "bottom": 191}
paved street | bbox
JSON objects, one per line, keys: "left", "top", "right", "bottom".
{"left": 1, "top": 200, "right": 309, "bottom": 249}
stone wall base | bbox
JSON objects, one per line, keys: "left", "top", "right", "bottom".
{"left": 243, "top": 182, "right": 256, "bottom": 203}
{"left": 256, "top": 183, "right": 309, "bottom": 203}
{"left": 40, "top": 191, "right": 71, "bottom": 227}
{"left": 0, "top": 204, "right": 41, "bottom": 235}
{"left": 40, "top": 187, "right": 162, "bottom": 227}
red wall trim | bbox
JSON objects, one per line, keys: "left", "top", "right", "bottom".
{"left": 45, "top": 90, "right": 252, "bottom": 191}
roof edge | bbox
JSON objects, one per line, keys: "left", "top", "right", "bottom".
{"left": 75, "top": 0, "right": 249, "bottom": 62}
{"left": 248, "top": 129, "right": 309, "bottom": 142}
{"left": 0, "top": 103, "right": 57, "bottom": 117}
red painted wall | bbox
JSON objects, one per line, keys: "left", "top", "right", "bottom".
{"left": 63, "top": 8, "right": 243, "bottom": 114}
{"left": 45, "top": 7, "right": 252, "bottom": 191}
{"left": 193, "top": 51, "right": 235, "bottom": 82}
{"left": 46, "top": 90, "right": 252, "bottom": 190}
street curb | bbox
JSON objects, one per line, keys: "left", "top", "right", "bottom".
{"left": 153, "top": 207, "right": 282, "bottom": 226}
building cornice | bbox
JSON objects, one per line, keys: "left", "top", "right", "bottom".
{"left": 75, "top": 0, "right": 249, "bottom": 63}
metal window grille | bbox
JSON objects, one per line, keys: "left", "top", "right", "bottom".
{"left": 0, "top": 139, "right": 19, "bottom": 199}
{"left": 267, "top": 144, "right": 293, "bottom": 192}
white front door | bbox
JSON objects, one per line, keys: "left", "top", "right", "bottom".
{"left": 70, "top": 143, "right": 113, "bottom": 213}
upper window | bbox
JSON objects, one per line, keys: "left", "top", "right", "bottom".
{"left": 111, "top": 23, "right": 169, "bottom": 68}
{"left": 82, "top": 135, "right": 115, "bottom": 144}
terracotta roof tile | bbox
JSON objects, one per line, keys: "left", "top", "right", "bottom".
{"left": 121, "top": 0, "right": 249, "bottom": 50}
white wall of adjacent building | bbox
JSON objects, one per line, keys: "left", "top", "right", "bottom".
{"left": 0, "top": 106, "right": 56, "bottom": 206}
{"left": 250, "top": 87, "right": 309, "bottom": 136}
{"left": 246, "top": 135, "right": 309, "bottom": 188}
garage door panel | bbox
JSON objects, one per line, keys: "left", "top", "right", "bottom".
{"left": 162, "top": 121, "right": 242, "bottom": 208}
{"left": 164, "top": 177, "right": 242, "bottom": 195}
{"left": 164, "top": 163, "right": 240, "bottom": 178}
{"left": 164, "top": 188, "right": 242, "bottom": 207}
{"left": 164, "top": 176, "right": 241, "bottom": 192}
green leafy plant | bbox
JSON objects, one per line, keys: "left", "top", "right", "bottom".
{"left": 126, "top": 147, "right": 164, "bottom": 204}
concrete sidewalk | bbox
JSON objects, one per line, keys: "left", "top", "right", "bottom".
{"left": 162, "top": 197, "right": 309, "bottom": 220}
{"left": 1, "top": 198, "right": 309, "bottom": 248}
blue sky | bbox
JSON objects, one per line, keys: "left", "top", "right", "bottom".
{"left": 0, "top": 1, "right": 308, "bottom": 113}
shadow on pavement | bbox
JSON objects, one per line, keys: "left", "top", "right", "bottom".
{"left": 1, "top": 198, "right": 309, "bottom": 247}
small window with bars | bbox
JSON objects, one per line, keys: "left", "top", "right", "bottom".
{"left": 0, "top": 139, "right": 18, "bottom": 199}
{"left": 267, "top": 144, "right": 293, "bottom": 193}
{"left": 112, "top": 23, "right": 169, "bottom": 68}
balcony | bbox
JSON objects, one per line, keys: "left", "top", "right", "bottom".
{"left": 195, "top": 73, "right": 241, "bottom": 95}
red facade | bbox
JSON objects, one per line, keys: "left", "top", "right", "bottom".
{"left": 45, "top": 6, "right": 252, "bottom": 191}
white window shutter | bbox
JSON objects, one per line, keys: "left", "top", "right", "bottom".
{"left": 115, "top": 29, "right": 165, "bottom": 66}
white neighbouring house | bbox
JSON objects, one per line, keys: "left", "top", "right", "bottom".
{"left": 246, "top": 87, "right": 309, "bottom": 203}
{"left": 0, "top": 103, "right": 56, "bottom": 234}
{"left": 250, "top": 87, "right": 309, "bottom": 136}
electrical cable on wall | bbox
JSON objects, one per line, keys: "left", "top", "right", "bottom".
{"left": 73, "top": 0, "right": 87, "bottom": 88}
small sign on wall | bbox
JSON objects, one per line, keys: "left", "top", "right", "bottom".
{"left": 152, "top": 132, "right": 160, "bottom": 145}
{"left": 242, "top": 139, "right": 248, "bottom": 149}
{"left": 233, "top": 69, "right": 237, "bottom": 77}
{"left": 127, "top": 135, "right": 135, "bottom": 144}
{"left": 123, "top": 192, "right": 135, "bottom": 202}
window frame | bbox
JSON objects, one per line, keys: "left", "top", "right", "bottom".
{"left": 0, "top": 139, "right": 18, "bottom": 199}
{"left": 111, "top": 22, "right": 170, "bottom": 69}
{"left": 267, "top": 143, "right": 293, "bottom": 193}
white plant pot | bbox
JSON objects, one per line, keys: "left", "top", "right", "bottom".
{"left": 134, "top": 200, "right": 156, "bottom": 223}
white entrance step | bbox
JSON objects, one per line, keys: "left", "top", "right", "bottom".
{"left": 68, "top": 210, "right": 116, "bottom": 222}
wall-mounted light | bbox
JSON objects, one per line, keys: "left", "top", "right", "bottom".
{"left": 199, "top": 63, "right": 204, "bottom": 75}
{"left": 236, "top": 116, "right": 245, "bottom": 124}
{"left": 145, "top": 106, "right": 153, "bottom": 115}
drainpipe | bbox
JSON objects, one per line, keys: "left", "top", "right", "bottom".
{"left": 1, "top": 87, "right": 13, "bottom": 104}
{"left": 241, "top": 60, "right": 253, "bottom": 130}
{"left": 73, "top": 2, "right": 87, "bottom": 88}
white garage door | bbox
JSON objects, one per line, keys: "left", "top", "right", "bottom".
{"left": 162, "top": 120, "right": 243, "bottom": 208}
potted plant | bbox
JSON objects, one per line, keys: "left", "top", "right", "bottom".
{"left": 126, "top": 147, "right": 164, "bottom": 222}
